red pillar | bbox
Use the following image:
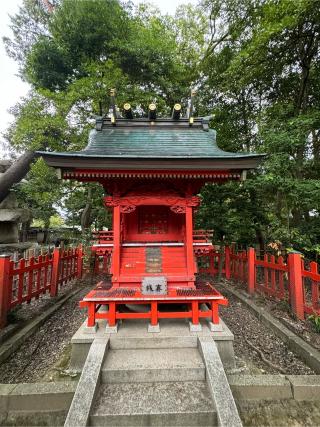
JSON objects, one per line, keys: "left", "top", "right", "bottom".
{"left": 191, "top": 301, "right": 199, "bottom": 324}
{"left": 77, "top": 245, "right": 83, "bottom": 279}
{"left": 0, "top": 255, "right": 10, "bottom": 329}
{"left": 225, "top": 246, "right": 231, "bottom": 280}
{"left": 247, "top": 247, "right": 256, "bottom": 295}
{"left": 50, "top": 248, "right": 60, "bottom": 297}
{"left": 288, "top": 252, "right": 305, "bottom": 320}
{"left": 112, "top": 205, "right": 121, "bottom": 285}
{"left": 151, "top": 301, "right": 158, "bottom": 326}
{"left": 185, "top": 206, "right": 195, "bottom": 284}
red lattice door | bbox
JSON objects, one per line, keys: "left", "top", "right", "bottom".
{"left": 138, "top": 207, "right": 168, "bottom": 235}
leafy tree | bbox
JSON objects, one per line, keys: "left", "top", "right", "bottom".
{"left": 3, "top": 0, "right": 320, "bottom": 259}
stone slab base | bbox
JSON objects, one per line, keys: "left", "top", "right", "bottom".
{"left": 148, "top": 323, "right": 160, "bottom": 333}
{"left": 207, "top": 321, "right": 224, "bottom": 332}
{"left": 83, "top": 324, "right": 98, "bottom": 334}
{"left": 189, "top": 322, "right": 202, "bottom": 332}
{"left": 105, "top": 322, "right": 119, "bottom": 334}
{"left": 69, "top": 318, "right": 235, "bottom": 372}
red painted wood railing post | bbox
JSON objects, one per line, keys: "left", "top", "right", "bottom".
{"left": 77, "top": 245, "right": 83, "bottom": 279}
{"left": 247, "top": 247, "right": 255, "bottom": 295}
{"left": 310, "top": 262, "right": 319, "bottom": 312}
{"left": 50, "top": 248, "right": 61, "bottom": 297}
{"left": 225, "top": 246, "right": 231, "bottom": 280}
{"left": 0, "top": 255, "right": 11, "bottom": 328}
{"left": 288, "top": 252, "right": 305, "bottom": 320}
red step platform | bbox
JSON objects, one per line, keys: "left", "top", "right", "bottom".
{"left": 80, "top": 281, "right": 228, "bottom": 328}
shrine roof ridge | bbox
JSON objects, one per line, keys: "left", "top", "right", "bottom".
{"left": 38, "top": 118, "right": 264, "bottom": 160}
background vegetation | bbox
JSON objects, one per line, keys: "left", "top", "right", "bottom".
{"left": 3, "top": 0, "right": 320, "bottom": 257}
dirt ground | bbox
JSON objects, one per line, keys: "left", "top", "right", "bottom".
{"left": 0, "top": 283, "right": 90, "bottom": 383}
{"left": 215, "top": 282, "right": 314, "bottom": 375}
{"left": 238, "top": 400, "right": 320, "bottom": 427}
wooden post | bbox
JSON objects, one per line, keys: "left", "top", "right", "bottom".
{"left": 151, "top": 301, "right": 158, "bottom": 326}
{"left": 77, "top": 245, "right": 83, "bottom": 279}
{"left": 247, "top": 247, "right": 256, "bottom": 295}
{"left": 191, "top": 300, "right": 199, "bottom": 325}
{"left": 108, "top": 302, "right": 116, "bottom": 326}
{"left": 0, "top": 255, "right": 11, "bottom": 328}
{"left": 50, "top": 247, "right": 60, "bottom": 297}
{"left": 225, "top": 246, "right": 231, "bottom": 280}
{"left": 112, "top": 205, "right": 121, "bottom": 284}
{"left": 310, "top": 262, "right": 319, "bottom": 311}
{"left": 288, "top": 252, "right": 305, "bottom": 320}
{"left": 185, "top": 206, "right": 194, "bottom": 283}
{"left": 211, "top": 302, "right": 219, "bottom": 324}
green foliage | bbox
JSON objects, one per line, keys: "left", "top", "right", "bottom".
{"left": 3, "top": 0, "right": 320, "bottom": 255}
{"left": 16, "top": 158, "right": 63, "bottom": 228}
{"left": 308, "top": 314, "right": 320, "bottom": 333}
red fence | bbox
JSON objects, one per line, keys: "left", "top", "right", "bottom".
{"left": 227, "top": 247, "right": 320, "bottom": 320}
{"left": 196, "top": 250, "right": 225, "bottom": 276}
{"left": 0, "top": 246, "right": 83, "bottom": 328}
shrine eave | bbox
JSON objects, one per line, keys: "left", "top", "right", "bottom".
{"left": 62, "top": 170, "right": 242, "bottom": 180}
{"left": 39, "top": 154, "right": 263, "bottom": 171}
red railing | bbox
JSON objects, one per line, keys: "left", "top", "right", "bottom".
{"left": 230, "top": 250, "right": 247, "bottom": 283}
{"left": 193, "top": 229, "right": 213, "bottom": 242}
{"left": 0, "top": 245, "right": 83, "bottom": 328}
{"left": 255, "top": 254, "right": 288, "bottom": 300}
{"left": 301, "top": 260, "right": 320, "bottom": 315}
{"left": 58, "top": 247, "right": 82, "bottom": 286}
{"left": 196, "top": 250, "right": 225, "bottom": 275}
{"left": 92, "top": 230, "right": 114, "bottom": 243}
{"left": 8, "top": 254, "right": 53, "bottom": 310}
{"left": 228, "top": 247, "right": 320, "bottom": 320}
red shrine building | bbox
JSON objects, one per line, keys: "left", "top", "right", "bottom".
{"left": 40, "top": 100, "right": 263, "bottom": 331}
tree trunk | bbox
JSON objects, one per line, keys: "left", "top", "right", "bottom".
{"left": 0, "top": 151, "right": 38, "bottom": 203}
{"left": 81, "top": 187, "right": 92, "bottom": 232}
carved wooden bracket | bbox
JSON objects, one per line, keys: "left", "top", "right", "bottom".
{"left": 120, "top": 204, "right": 136, "bottom": 213}
{"left": 103, "top": 193, "right": 201, "bottom": 213}
{"left": 170, "top": 205, "right": 186, "bottom": 214}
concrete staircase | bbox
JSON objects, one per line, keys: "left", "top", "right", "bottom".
{"left": 91, "top": 347, "right": 216, "bottom": 426}
{"left": 65, "top": 320, "right": 242, "bottom": 427}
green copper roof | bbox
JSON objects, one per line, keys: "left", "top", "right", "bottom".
{"left": 38, "top": 117, "right": 264, "bottom": 171}
{"left": 39, "top": 128, "right": 261, "bottom": 159}
{"left": 78, "top": 128, "right": 255, "bottom": 158}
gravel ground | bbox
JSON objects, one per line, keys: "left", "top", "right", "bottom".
{"left": 222, "top": 278, "right": 320, "bottom": 351}
{"left": 215, "top": 282, "right": 314, "bottom": 375}
{"left": 10, "top": 283, "right": 75, "bottom": 324}
{"left": 0, "top": 282, "right": 90, "bottom": 383}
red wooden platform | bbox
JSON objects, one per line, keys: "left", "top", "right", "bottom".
{"left": 80, "top": 281, "right": 228, "bottom": 327}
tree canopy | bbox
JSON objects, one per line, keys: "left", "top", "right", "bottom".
{"left": 3, "top": 0, "right": 320, "bottom": 257}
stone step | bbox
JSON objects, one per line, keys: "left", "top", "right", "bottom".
{"left": 110, "top": 334, "right": 198, "bottom": 350}
{"left": 90, "top": 381, "right": 217, "bottom": 426}
{"left": 102, "top": 348, "right": 205, "bottom": 383}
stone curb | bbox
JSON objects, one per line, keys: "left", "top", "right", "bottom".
{"left": 64, "top": 337, "right": 109, "bottom": 427}
{"left": 228, "top": 375, "right": 292, "bottom": 400}
{"left": 219, "top": 283, "right": 320, "bottom": 374}
{"left": 198, "top": 337, "right": 242, "bottom": 427}
{"left": 0, "top": 286, "right": 83, "bottom": 365}
{"left": 0, "top": 374, "right": 319, "bottom": 418}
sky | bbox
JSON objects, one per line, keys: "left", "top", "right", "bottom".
{"left": 0, "top": 0, "right": 197, "bottom": 158}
